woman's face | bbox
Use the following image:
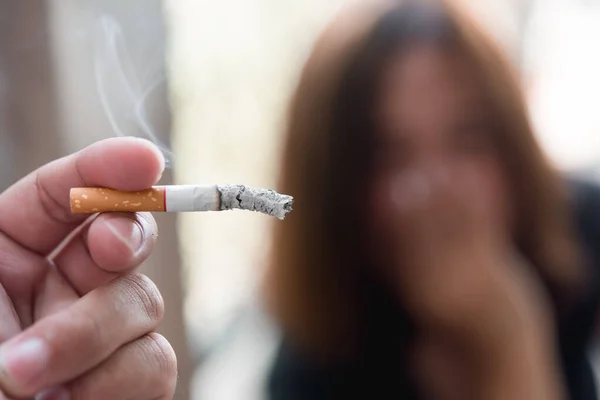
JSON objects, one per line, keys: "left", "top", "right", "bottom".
{"left": 368, "top": 44, "right": 512, "bottom": 262}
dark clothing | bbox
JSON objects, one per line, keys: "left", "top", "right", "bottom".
{"left": 559, "top": 177, "right": 600, "bottom": 399}
{"left": 268, "top": 177, "right": 600, "bottom": 399}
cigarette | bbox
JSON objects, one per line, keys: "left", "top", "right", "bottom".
{"left": 70, "top": 185, "right": 294, "bottom": 220}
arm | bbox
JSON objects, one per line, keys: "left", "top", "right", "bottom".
{"left": 412, "top": 321, "right": 565, "bottom": 400}
{"left": 473, "top": 324, "right": 565, "bottom": 400}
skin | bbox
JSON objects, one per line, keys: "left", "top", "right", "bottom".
{"left": 369, "top": 45, "right": 565, "bottom": 399}
{"left": 0, "top": 137, "right": 177, "bottom": 399}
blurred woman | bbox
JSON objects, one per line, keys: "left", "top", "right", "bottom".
{"left": 266, "top": 0, "right": 600, "bottom": 399}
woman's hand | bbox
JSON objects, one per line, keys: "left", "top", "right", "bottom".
{"left": 381, "top": 163, "right": 564, "bottom": 399}
{"left": 0, "top": 138, "right": 177, "bottom": 399}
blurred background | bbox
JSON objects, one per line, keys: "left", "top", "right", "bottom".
{"left": 1, "top": 0, "right": 599, "bottom": 399}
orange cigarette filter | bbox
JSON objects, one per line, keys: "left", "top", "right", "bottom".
{"left": 70, "top": 187, "right": 166, "bottom": 214}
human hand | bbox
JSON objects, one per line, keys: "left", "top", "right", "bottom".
{"left": 379, "top": 162, "right": 553, "bottom": 353}
{"left": 378, "top": 163, "right": 564, "bottom": 398}
{"left": 0, "top": 138, "right": 177, "bottom": 399}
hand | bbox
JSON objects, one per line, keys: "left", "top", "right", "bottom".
{"left": 386, "top": 163, "right": 547, "bottom": 339}
{"left": 382, "top": 163, "right": 564, "bottom": 399}
{"left": 0, "top": 138, "right": 177, "bottom": 399}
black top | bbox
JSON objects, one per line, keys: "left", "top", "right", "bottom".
{"left": 268, "top": 177, "right": 600, "bottom": 400}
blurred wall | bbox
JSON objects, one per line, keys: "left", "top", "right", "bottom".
{"left": 0, "top": 1, "right": 63, "bottom": 186}
{"left": 524, "top": 0, "right": 600, "bottom": 169}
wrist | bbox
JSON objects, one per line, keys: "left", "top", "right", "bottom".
{"left": 474, "top": 327, "right": 565, "bottom": 400}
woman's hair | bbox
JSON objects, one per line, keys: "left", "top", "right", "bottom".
{"left": 266, "top": 0, "right": 584, "bottom": 359}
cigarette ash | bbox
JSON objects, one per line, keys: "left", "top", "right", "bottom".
{"left": 217, "top": 185, "right": 293, "bottom": 220}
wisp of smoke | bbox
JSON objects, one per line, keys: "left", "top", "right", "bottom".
{"left": 93, "top": 14, "right": 174, "bottom": 168}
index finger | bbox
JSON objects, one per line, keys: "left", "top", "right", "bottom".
{"left": 0, "top": 137, "right": 165, "bottom": 255}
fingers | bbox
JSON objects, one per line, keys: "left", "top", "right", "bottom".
{"left": 0, "top": 273, "right": 164, "bottom": 398}
{"left": 0, "top": 285, "right": 20, "bottom": 343}
{"left": 32, "top": 265, "right": 79, "bottom": 321}
{"left": 0, "top": 137, "right": 165, "bottom": 256}
{"left": 0, "top": 234, "right": 48, "bottom": 328}
{"left": 390, "top": 165, "right": 456, "bottom": 242}
{"left": 390, "top": 163, "right": 475, "bottom": 237}
{"left": 50, "top": 212, "right": 159, "bottom": 295}
{"left": 386, "top": 163, "right": 487, "bottom": 279}
{"left": 58, "top": 333, "right": 177, "bottom": 400}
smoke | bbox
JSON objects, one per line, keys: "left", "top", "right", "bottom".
{"left": 93, "top": 14, "right": 174, "bottom": 167}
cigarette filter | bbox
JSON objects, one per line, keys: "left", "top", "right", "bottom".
{"left": 70, "top": 185, "right": 293, "bottom": 219}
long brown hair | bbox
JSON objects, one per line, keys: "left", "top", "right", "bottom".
{"left": 265, "top": 0, "right": 584, "bottom": 359}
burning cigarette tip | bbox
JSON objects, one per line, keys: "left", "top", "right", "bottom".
{"left": 70, "top": 185, "right": 294, "bottom": 219}
{"left": 218, "top": 184, "right": 293, "bottom": 220}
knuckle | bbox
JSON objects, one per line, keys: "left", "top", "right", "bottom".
{"left": 35, "top": 170, "right": 75, "bottom": 224}
{"left": 120, "top": 273, "right": 164, "bottom": 323}
{"left": 68, "top": 334, "right": 178, "bottom": 400}
{"left": 142, "top": 333, "right": 178, "bottom": 389}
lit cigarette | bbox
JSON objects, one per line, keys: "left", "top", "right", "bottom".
{"left": 70, "top": 185, "right": 294, "bottom": 219}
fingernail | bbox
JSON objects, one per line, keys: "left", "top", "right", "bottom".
{"left": 134, "top": 137, "right": 166, "bottom": 180}
{"left": 154, "top": 147, "right": 166, "bottom": 181}
{"left": 36, "top": 386, "right": 70, "bottom": 400}
{"left": 105, "top": 217, "right": 144, "bottom": 254}
{"left": 0, "top": 338, "right": 50, "bottom": 391}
